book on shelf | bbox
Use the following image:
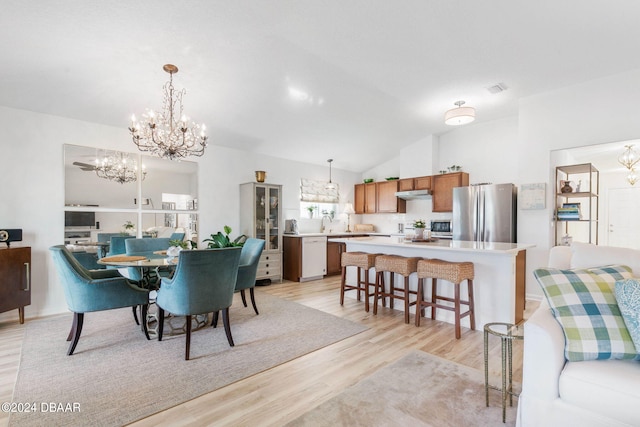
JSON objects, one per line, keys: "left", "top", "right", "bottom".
{"left": 557, "top": 202, "right": 582, "bottom": 220}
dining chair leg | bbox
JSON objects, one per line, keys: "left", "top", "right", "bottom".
{"left": 240, "top": 289, "right": 248, "bottom": 307}
{"left": 67, "top": 312, "right": 84, "bottom": 356}
{"left": 211, "top": 311, "right": 219, "bottom": 328}
{"left": 141, "top": 304, "right": 150, "bottom": 340}
{"left": 67, "top": 312, "right": 78, "bottom": 341}
{"left": 132, "top": 306, "right": 140, "bottom": 325}
{"left": 249, "top": 287, "right": 259, "bottom": 315}
{"left": 222, "top": 308, "right": 235, "bottom": 347}
{"left": 158, "top": 308, "right": 165, "bottom": 341}
{"left": 185, "top": 315, "right": 192, "bottom": 360}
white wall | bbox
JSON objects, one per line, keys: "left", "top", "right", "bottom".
{"left": 0, "top": 106, "right": 360, "bottom": 320}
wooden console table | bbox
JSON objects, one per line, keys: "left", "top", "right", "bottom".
{"left": 0, "top": 246, "right": 31, "bottom": 323}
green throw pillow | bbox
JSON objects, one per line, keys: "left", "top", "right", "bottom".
{"left": 533, "top": 264, "right": 639, "bottom": 362}
{"left": 615, "top": 279, "right": 640, "bottom": 353}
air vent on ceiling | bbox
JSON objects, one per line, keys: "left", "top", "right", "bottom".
{"left": 486, "top": 83, "right": 508, "bottom": 94}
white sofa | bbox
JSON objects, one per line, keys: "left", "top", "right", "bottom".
{"left": 517, "top": 243, "right": 640, "bottom": 427}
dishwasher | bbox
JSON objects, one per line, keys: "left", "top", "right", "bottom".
{"left": 301, "top": 236, "right": 327, "bottom": 281}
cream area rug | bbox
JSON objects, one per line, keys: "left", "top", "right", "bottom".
{"left": 9, "top": 292, "right": 367, "bottom": 426}
{"left": 286, "top": 350, "right": 518, "bottom": 427}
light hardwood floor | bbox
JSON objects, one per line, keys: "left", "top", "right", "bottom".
{"left": 0, "top": 276, "right": 538, "bottom": 426}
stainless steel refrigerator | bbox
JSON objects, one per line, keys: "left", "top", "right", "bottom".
{"left": 452, "top": 183, "right": 517, "bottom": 243}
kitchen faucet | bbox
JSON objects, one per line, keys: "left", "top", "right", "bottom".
{"left": 321, "top": 214, "right": 333, "bottom": 233}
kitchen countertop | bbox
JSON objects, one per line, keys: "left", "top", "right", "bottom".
{"left": 283, "top": 232, "right": 372, "bottom": 238}
{"left": 328, "top": 235, "right": 534, "bottom": 255}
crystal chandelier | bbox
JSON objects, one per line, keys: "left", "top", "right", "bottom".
{"left": 95, "top": 151, "right": 146, "bottom": 184}
{"left": 129, "top": 64, "right": 208, "bottom": 160}
{"left": 627, "top": 168, "right": 638, "bottom": 186}
{"left": 618, "top": 144, "right": 639, "bottom": 170}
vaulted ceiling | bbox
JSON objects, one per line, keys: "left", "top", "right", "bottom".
{"left": 3, "top": 1, "right": 640, "bottom": 172}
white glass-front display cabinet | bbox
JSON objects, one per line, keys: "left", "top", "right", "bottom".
{"left": 239, "top": 183, "right": 282, "bottom": 282}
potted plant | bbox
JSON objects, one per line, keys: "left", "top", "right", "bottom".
{"left": 122, "top": 221, "right": 135, "bottom": 235}
{"left": 203, "top": 225, "right": 246, "bottom": 248}
{"left": 413, "top": 219, "right": 426, "bottom": 240}
{"left": 306, "top": 205, "right": 316, "bottom": 218}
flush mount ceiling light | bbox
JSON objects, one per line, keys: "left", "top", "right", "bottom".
{"left": 618, "top": 144, "right": 640, "bottom": 170}
{"left": 444, "top": 100, "right": 476, "bottom": 126}
{"left": 325, "top": 159, "right": 337, "bottom": 190}
{"left": 129, "top": 64, "right": 208, "bottom": 160}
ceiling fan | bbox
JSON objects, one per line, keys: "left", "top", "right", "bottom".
{"left": 72, "top": 161, "right": 96, "bottom": 171}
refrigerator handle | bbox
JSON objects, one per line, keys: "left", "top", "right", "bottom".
{"left": 473, "top": 189, "right": 480, "bottom": 241}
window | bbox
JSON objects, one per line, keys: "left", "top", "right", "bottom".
{"left": 300, "top": 178, "right": 339, "bottom": 219}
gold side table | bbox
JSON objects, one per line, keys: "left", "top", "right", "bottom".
{"left": 484, "top": 322, "right": 524, "bottom": 423}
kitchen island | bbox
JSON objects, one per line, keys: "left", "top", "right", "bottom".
{"left": 330, "top": 236, "right": 534, "bottom": 327}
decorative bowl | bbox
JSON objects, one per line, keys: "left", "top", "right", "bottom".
{"left": 385, "top": 177, "right": 399, "bottom": 181}
{"left": 363, "top": 178, "right": 374, "bottom": 183}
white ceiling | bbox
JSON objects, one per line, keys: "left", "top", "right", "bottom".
{"left": 3, "top": 1, "right": 640, "bottom": 172}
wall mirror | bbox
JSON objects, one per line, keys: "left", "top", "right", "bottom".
{"left": 64, "top": 144, "right": 198, "bottom": 245}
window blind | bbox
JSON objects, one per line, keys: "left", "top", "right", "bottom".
{"left": 300, "top": 179, "right": 339, "bottom": 203}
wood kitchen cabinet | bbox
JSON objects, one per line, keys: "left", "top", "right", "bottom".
{"left": 354, "top": 183, "right": 377, "bottom": 214}
{"left": 0, "top": 247, "right": 31, "bottom": 323}
{"left": 364, "top": 182, "right": 377, "bottom": 213}
{"left": 283, "top": 236, "right": 302, "bottom": 281}
{"left": 376, "top": 181, "right": 406, "bottom": 213}
{"left": 326, "top": 240, "right": 345, "bottom": 275}
{"left": 432, "top": 172, "right": 469, "bottom": 212}
{"left": 354, "top": 183, "right": 365, "bottom": 214}
{"left": 398, "top": 176, "right": 431, "bottom": 191}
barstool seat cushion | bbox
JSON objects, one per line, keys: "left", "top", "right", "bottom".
{"left": 341, "top": 251, "right": 378, "bottom": 269}
{"left": 375, "top": 255, "right": 420, "bottom": 276}
{"left": 417, "top": 259, "right": 474, "bottom": 283}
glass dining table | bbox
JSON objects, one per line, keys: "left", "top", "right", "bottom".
{"left": 97, "top": 254, "right": 208, "bottom": 336}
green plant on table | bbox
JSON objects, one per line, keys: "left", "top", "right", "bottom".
{"left": 203, "top": 225, "right": 246, "bottom": 248}
{"left": 413, "top": 219, "right": 426, "bottom": 229}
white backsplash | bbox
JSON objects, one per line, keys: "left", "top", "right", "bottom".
{"left": 352, "top": 199, "right": 452, "bottom": 234}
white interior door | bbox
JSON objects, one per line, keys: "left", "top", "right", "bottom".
{"left": 608, "top": 187, "right": 640, "bottom": 249}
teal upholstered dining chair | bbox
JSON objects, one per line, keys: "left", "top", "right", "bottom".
{"left": 235, "top": 238, "right": 265, "bottom": 315}
{"left": 124, "top": 237, "right": 173, "bottom": 284}
{"left": 107, "top": 235, "right": 135, "bottom": 256}
{"left": 169, "top": 232, "right": 185, "bottom": 241}
{"left": 156, "top": 247, "right": 242, "bottom": 360}
{"left": 49, "top": 245, "right": 151, "bottom": 355}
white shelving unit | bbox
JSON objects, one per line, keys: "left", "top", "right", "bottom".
{"left": 555, "top": 163, "right": 599, "bottom": 245}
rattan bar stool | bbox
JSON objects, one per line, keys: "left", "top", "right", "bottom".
{"left": 415, "top": 259, "right": 475, "bottom": 339}
{"left": 373, "top": 255, "right": 420, "bottom": 323}
{"left": 340, "top": 252, "right": 379, "bottom": 312}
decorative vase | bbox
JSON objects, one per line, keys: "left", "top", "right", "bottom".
{"left": 560, "top": 181, "right": 573, "bottom": 193}
{"left": 415, "top": 228, "right": 425, "bottom": 240}
{"left": 255, "top": 171, "right": 266, "bottom": 183}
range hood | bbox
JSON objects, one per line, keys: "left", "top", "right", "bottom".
{"left": 395, "top": 189, "right": 432, "bottom": 200}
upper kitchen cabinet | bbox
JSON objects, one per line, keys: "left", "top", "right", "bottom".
{"left": 376, "top": 181, "right": 406, "bottom": 213}
{"left": 398, "top": 176, "right": 431, "bottom": 191}
{"left": 354, "top": 183, "right": 365, "bottom": 214}
{"left": 432, "top": 172, "right": 469, "bottom": 212}
{"left": 365, "top": 182, "right": 377, "bottom": 213}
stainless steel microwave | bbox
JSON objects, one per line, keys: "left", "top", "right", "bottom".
{"left": 430, "top": 220, "right": 453, "bottom": 238}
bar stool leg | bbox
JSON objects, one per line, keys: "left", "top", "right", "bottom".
{"left": 363, "top": 267, "right": 370, "bottom": 312}
{"left": 415, "top": 278, "right": 423, "bottom": 327}
{"left": 373, "top": 271, "right": 381, "bottom": 315}
{"left": 403, "top": 276, "right": 410, "bottom": 324}
{"left": 468, "top": 279, "right": 476, "bottom": 331}
{"left": 431, "top": 278, "right": 437, "bottom": 320}
{"left": 340, "top": 265, "right": 347, "bottom": 306}
{"left": 388, "top": 272, "right": 395, "bottom": 310}
{"left": 356, "top": 268, "right": 362, "bottom": 301}
{"left": 454, "top": 281, "right": 461, "bottom": 339}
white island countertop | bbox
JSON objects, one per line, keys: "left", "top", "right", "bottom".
{"left": 328, "top": 236, "right": 534, "bottom": 255}
{"left": 333, "top": 236, "right": 534, "bottom": 326}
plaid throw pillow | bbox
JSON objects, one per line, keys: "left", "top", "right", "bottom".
{"left": 534, "top": 264, "right": 639, "bottom": 362}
